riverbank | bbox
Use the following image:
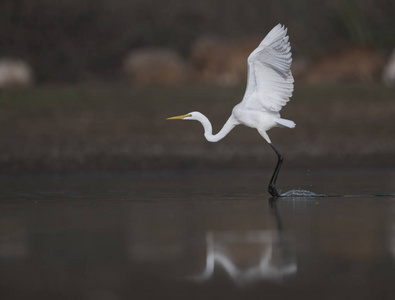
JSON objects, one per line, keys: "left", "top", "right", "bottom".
{"left": 1, "top": 84, "right": 394, "bottom": 173}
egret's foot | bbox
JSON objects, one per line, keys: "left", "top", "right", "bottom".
{"left": 268, "top": 184, "right": 280, "bottom": 198}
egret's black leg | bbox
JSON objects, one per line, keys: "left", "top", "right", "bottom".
{"left": 268, "top": 143, "right": 283, "bottom": 198}
{"left": 270, "top": 144, "right": 283, "bottom": 185}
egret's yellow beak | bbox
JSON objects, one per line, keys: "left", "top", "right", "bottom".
{"left": 166, "top": 114, "right": 190, "bottom": 120}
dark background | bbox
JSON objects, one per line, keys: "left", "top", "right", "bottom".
{"left": 0, "top": 0, "right": 394, "bottom": 173}
{"left": 1, "top": 0, "right": 394, "bottom": 83}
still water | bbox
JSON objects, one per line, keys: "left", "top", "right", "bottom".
{"left": 1, "top": 168, "right": 395, "bottom": 299}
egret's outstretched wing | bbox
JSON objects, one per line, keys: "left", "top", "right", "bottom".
{"left": 241, "top": 24, "right": 294, "bottom": 113}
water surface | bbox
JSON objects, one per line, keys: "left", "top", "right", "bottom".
{"left": 1, "top": 168, "right": 395, "bottom": 299}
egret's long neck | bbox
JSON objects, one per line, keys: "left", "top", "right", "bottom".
{"left": 196, "top": 113, "right": 236, "bottom": 142}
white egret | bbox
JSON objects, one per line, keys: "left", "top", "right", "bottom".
{"left": 167, "top": 24, "right": 295, "bottom": 197}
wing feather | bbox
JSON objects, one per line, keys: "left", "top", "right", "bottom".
{"left": 241, "top": 24, "right": 294, "bottom": 113}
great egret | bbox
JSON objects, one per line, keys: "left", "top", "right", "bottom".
{"left": 167, "top": 24, "right": 295, "bottom": 197}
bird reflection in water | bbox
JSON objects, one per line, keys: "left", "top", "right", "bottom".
{"left": 191, "top": 198, "right": 297, "bottom": 286}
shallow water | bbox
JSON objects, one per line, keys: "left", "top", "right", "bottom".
{"left": 1, "top": 168, "right": 395, "bottom": 299}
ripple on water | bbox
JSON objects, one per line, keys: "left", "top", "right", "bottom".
{"left": 281, "top": 189, "right": 326, "bottom": 197}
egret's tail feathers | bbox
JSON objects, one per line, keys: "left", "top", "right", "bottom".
{"left": 276, "top": 118, "right": 295, "bottom": 128}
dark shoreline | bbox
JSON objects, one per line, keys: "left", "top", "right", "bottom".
{"left": 1, "top": 84, "right": 394, "bottom": 174}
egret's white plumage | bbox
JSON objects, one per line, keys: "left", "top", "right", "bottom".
{"left": 167, "top": 24, "right": 295, "bottom": 197}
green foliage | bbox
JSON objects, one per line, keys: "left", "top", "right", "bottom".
{"left": 0, "top": 0, "right": 393, "bottom": 83}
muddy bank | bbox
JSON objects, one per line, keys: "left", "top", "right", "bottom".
{"left": 0, "top": 84, "right": 394, "bottom": 173}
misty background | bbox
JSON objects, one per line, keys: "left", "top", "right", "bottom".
{"left": 1, "top": 0, "right": 394, "bottom": 83}
{"left": 0, "top": 0, "right": 394, "bottom": 172}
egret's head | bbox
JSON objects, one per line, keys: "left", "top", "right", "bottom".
{"left": 166, "top": 112, "right": 199, "bottom": 121}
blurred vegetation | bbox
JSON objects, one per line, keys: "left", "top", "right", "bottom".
{"left": 0, "top": 84, "right": 394, "bottom": 172}
{"left": 0, "top": 0, "right": 394, "bottom": 84}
